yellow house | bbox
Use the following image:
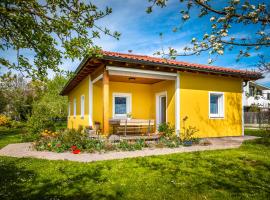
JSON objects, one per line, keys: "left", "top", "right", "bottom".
{"left": 60, "top": 51, "right": 262, "bottom": 138}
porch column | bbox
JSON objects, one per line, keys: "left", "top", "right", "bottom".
{"left": 89, "top": 75, "right": 93, "bottom": 127}
{"left": 175, "top": 72, "right": 180, "bottom": 136}
{"left": 103, "top": 68, "right": 110, "bottom": 135}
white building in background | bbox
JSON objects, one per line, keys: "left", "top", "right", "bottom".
{"left": 243, "top": 81, "right": 270, "bottom": 110}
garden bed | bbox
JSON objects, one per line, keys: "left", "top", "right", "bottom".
{"left": 34, "top": 128, "right": 201, "bottom": 154}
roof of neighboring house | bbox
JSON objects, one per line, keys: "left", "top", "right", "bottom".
{"left": 250, "top": 81, "right": 270, "bottom": 90}
{"left": 60, "top": 51, "right": 263, "bottom": 95}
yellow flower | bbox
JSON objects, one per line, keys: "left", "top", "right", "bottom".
{"left": 47, "top": 143, "right": 51, "bottom": 147}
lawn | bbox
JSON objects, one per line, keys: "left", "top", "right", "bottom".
{"left": 0, "top": 127, "right": 24, "bottom": 149}
{"left": 0, "top": 128, "right": 269, "bottom": 200}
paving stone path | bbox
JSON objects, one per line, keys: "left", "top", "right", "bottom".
{"left": 0, "top": 136, "right": 258, "bottom": 162}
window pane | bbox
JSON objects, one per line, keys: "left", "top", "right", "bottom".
{"left": 210, "top": 95, "right": 219, "bottom": 114}
{"left": 115, "top": 97, "right": 127, "bottom": 114}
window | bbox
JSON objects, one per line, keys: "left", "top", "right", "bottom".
{"left": 73, "top": 98, "right": 76, "bottom": 117}
{"left": 209, "top": 92, "right": 224, "bottom": 118}
{"left": 80, "top": 95, "right": 85, "bottom": 118}
{"left": 113, "top": 93, "right": 131, "bottom": 118}
{"left": 267, "top": 93, "right": 270, "bottom": 100}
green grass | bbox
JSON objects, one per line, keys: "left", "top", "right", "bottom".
{"left": 0, "top": 127, "right": 24, "bottom": 149}
{"left": 0, "top": 128, "right": 269, "bottom": 199}
{"left": 245, "top": 128, "right": 270, "bottom": 137}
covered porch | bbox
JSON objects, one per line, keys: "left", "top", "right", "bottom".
{"left": 89, "top": 65, "right": 180, "bottom": 136}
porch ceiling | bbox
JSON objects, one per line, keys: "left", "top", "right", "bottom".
{"left": 109, "top": 75, "right": 163, "bottom": 84}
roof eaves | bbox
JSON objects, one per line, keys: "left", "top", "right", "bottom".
{"left": 60, "top": 56, "right": 90, "bottom": 95}
{"left": 102, "top": 55, "right": 262, "bottom": 79}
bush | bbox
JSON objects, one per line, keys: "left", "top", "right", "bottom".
{"left": 26, "top": 106, "right": 56, "bottom": 135}
{"left": 0, "top": 115, "right": 11, "bottom": 127}
{"left": 158, "top": 122, "right": 175, "bottom": 137}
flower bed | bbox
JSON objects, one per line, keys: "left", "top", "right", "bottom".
{"left": 34, "top": 128, "right": 202, "bottom": 153}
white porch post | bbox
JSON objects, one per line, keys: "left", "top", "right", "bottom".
{"left": 89, "top": 75, "right": 93, "bottom": 127}
{"left": 175, "top": 72, "right": 180, "bottom": 136}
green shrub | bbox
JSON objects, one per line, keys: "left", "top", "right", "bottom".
{"left": 158, "top": 122, "right": 175, "bottom": 137}
{"left": 158, "top": 136, "right": 181, "bottom": 148}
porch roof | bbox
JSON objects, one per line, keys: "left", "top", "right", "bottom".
{"left": 60, "top": 51, "right": 263, "bottom": 95}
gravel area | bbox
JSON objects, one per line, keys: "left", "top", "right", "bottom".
{"left": 0, "top": 136, "right": 258, "bottom": 162}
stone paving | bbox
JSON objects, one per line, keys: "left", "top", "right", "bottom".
{"left": 0, "top": 136, "right": 258, "bottom": 163}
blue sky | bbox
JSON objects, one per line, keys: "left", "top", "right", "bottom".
{"left": 1, "top": 0, "right": 269, "bottom": 86}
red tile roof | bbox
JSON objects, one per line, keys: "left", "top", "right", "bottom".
{"left": 102, "top": 51, "right": 261, "bottom": 78}
{"left": 60, "top": 51, "right": 262, "bottom": 95}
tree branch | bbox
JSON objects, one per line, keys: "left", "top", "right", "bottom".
{"left": 194, "top": 0, "right": 269, "bottom": 23}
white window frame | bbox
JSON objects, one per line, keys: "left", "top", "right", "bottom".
{"left": 73, "top": 98, "right": 76, "bottom": 118}
{"left": 80, "top": 95, "right": 85, "bottom": 119}
{"left": 112, "top": 93, "right": 132, "bottom": 118}
{"left": 209, "top": 92, "right": 224, "bottom": 119}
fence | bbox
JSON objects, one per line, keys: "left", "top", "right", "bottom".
{"left": 244, "top": 111, "right": 270, "bottom": 127}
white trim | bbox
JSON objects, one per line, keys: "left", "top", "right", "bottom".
{"left": 112, "top": 93, "right": 132, "bottom": 118}
{"left": 89, "top": 76, "right": 93, "bottom": 126}
{"left": 175, "top": 72, "right": 180, "bottom": 136}
{"left": 80, "top": 95, "right": 85, "bottom": 119}
{"left": 242, "top": 82, "right": 245, "bottom": 136}
{"left": 156, "top": 91, "right": 167, "bottom": 130}
{"left": 107, "top": 66, "right": 177, "bottom": 80}
{"left": 73, "top": 98, "right": 76, "bottom": 118}
{"left": 92, "top": 74, "right": 103, "bottom": 84}
{"left": 209, "top": 92, "right": 225, "bottom": 119}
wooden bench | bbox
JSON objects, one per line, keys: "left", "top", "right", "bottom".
{"left": 109, "top": 119, "right": 155, "bottom": 136}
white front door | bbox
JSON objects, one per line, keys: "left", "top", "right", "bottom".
{"left": 156, "top": 92, "right": 167, "bottom": 128}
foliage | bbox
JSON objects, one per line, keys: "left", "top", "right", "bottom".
{"left": 148, "top": 0, "right": 270, "bottom": 68}
{"left": 158, "top": 136, "right": 182, "bottom": 148}
{"left": 181, "top": 116, "right": 199, "bottom": 141}
{"left": 245, "top": 128, "right": 270, "bottom": 138}
{"left": 249, "top": 104, "right": 260, "bottom": 112}
{"left": 158, "top": 122, "right": 175, "bottom": 137}
{"left": 0, "top": 0, "right": 120, "bottom": 79}
{"left": 0, "top": 114, "right": 10, "bottom": 127}
{"left": 0, "top": 72, "right": 43, "bottom": 120}
{"left": 0, "top": 90, "right": 7, "bottom": 113}
{"left": 0, "top": 129, "right": 270, "bottom": 199}
{"left": 26, "top": 74, "right": 68, "bottom": 134}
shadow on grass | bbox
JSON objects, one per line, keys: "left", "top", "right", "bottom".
{"left": 0, "top": 159, "right": 124, "bottom": 200}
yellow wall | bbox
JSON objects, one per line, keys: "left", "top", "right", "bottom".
{"left": 67, "top": 76, "right": 89, "bottom": 129}
{"left": 67, "top": 71, "right": 243, "bottom": 138}
{"left": 180, "top": 72, "right": 242, "bottom": 137}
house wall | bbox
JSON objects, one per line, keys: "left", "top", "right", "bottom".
{"left": 179, "top": 72, "right": 242, "bottom": 138}
{"left": 67, "top": 76, "right": 89, "bottom": 129}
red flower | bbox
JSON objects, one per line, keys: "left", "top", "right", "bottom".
{"left": 56, "top": 143, "right": 61, "bottom": 147}
{"left": 71, "top": 145, "right": 77, "bottom": 150}
{"left": 72, "top": 149, "right": 81, "bottom": 154}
